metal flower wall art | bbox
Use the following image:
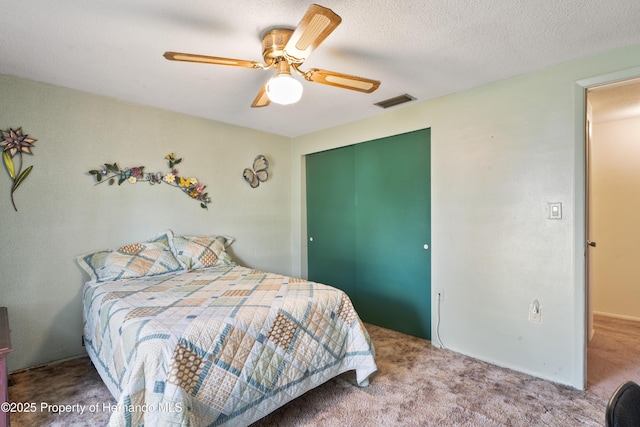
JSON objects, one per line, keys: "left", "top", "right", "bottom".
{"left": 1, "top": 127, "right": 38, "bottom": 211}
{"left": 88, "top": 153, "right": 210, "bottom": 209}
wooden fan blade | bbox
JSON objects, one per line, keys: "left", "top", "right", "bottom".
{"left": 251, "top": 83, "right": 271, "bottom": 108}
{"left": 163, "top": 51, "right": 264, "bottom": 69}
{"left": 303, "top": 68, "right": 380, "bottom": 93}
{"left": 284, "top": 4, "right": 342, "bottom": 64}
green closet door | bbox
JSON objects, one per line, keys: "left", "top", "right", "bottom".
{"left": 306, "top": 145, "right": 356, "bottom": 298}
{"left": 306, "top": 128, "right": 431, "bottom": 339}
{"left": 354, "top": 129, "right": 431, "bottom": 338}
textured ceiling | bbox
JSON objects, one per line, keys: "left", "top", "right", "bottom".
{"left": 2, "top": 0, "right": 640, "bottom": 137}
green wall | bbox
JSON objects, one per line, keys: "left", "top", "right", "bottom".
{"left": 0, "top": 74, "right": 291, "bottom": 372}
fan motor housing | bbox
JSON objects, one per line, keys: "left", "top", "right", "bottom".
{"left": 262, "top": 29, "right": 293, "bottom": 63}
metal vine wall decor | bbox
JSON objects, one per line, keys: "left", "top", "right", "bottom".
{"left": 1, "top": 127, "right": 38, "bottom": 211}
{"left": 88, "top": 153, "right": 211, "bottom": 209}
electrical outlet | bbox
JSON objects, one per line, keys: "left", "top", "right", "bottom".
{"left": 529, "top": 300, "right": 542, "bottom": 323}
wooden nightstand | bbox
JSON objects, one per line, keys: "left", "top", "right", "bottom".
{"left": 0, "top": 307, "right": 11, "bottom": 427}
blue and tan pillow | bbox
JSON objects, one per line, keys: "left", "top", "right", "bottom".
{"left": 77, "top": 231, "right": 183, "bottom": 282}
{"left": 171, "top": 234, "right": 234, "bottom": 270}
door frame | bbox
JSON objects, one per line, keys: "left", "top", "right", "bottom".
{"left": 575, "top": 66, "right": 640, "bottom": 389}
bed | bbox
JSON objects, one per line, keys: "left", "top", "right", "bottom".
{"left": 78, "top": 231, "right": 377, "bottom": 426}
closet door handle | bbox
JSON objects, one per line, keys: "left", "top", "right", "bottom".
{"left": 587, "top": 240, "right": 596, "bottom": 247}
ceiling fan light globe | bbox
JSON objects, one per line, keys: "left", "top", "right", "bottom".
{"left": 266, "top": 74, "right": 303, "bottom": 105}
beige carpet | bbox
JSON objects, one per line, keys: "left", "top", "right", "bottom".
{"left": 587, "top": 314, "right": 640, "bottom": 399}
{"left": 8, "top": 316, "right": 633, "bottom": 427}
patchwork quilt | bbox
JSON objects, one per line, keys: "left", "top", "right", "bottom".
{"left": 82, "top": 264, "right": 377, "bottom": 427}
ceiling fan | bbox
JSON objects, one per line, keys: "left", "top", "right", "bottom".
{"left": 163, "top": 4, "right": 381, "bottom": 108}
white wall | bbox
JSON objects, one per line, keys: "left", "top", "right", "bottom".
{"left": 590, "top": 116, "right": 640, "bottom": 321}
{"left": 290, "top": 43, "right": 640, "bottom": 389}
{"left": 0, "top": 74, "right": 291, "bottom": 372}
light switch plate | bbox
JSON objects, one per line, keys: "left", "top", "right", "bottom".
{"left": 548, "top": 202, "right": 562, "bottom": 220}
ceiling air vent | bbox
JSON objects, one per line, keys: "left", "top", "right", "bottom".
{"left": 374, "top": 94, "right": 416, "bottom": 109}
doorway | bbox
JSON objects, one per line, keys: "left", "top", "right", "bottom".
{"left": 585, "top": 77, "right": 640, "bottom": 396}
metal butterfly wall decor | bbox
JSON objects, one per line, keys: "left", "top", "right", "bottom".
{"left": 243, "top": 155, "right": 269, "bottom": 188}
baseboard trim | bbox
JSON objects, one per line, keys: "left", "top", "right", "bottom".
{"left": 8, "top": 354, "right": 87, "bottom": 375}
{"left": 593, "top": 311, "right": 640, "bottom": 323}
